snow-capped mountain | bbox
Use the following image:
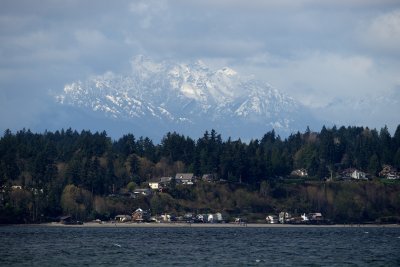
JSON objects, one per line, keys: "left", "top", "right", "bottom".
{"left": 56, "top": 56, "right": 317, "bottom": 140}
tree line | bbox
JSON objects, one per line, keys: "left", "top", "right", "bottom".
{"left": 0, "top": 125, "right": 399, "bottom": 223}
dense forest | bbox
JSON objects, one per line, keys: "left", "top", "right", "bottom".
{"left": 1, "top": 125, "right": 400, "bottom": 224}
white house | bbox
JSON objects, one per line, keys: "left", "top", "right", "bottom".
{"left": 11, "top": 185, "right": 23, "bottom": 190}
{"left": 290, "top": 168, "right": 308, "bottom": 177}
{"left": 160, "top": 214, "right": 171, "bottom": 222}
{"left": 148, "top": 178, "right": 161, "bottom": 190}
{"left": 308, "top": 213, "right": 323, "bottom": 221}
{"left": 279, "top": 212, "right": 291, "bottom": 224}
{"left": 351, "top": 170, "right": 367, "bottom": 180}
{"left": 133, "top": 188, "right": 152, "bottom": 196}
{"left": 387, "top": 173, "right": 400, "bottom": 180}
{"left": 301, "top": 213, "right": 309, "bottom": 222}
{"left": 266, "top": 215, "right": 279, "bottom": 224}
{"left": 215, "top": 212, "right": 223, "bottom": 222}
{"left": 115, "top": 214, "right": 132, "bottom": 222}
{"left": 341, "top": 168, "right": 367, "bottom": 180}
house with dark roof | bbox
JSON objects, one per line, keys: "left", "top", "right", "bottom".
{"left": 132, "top": 208, "right": 151, "bottom": 222}
{"left": 175, "top": 173, "right": 194, "bottom": 185}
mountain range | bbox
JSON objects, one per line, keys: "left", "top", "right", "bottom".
{"left": 55, "top": 56, "right": 320, "bottom": 140}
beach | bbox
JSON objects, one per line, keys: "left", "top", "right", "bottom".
{"left": 37, "top": 222, "right": 400, "bottom": 228}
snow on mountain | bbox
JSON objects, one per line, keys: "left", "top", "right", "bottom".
{"left": 314, "top": 91, "right": 400, "bottom": 130}
{"left": 56, "top": 56, "right": 315, "bottom": 139}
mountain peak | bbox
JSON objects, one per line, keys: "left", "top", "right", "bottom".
{"left": 56, "top": 56, "right": 315, "bottom": 139}
{"left": 218, "top": 67, "right": 237, "bottom": 76}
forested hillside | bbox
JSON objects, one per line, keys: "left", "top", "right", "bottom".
{"left": 1, "top": 125, "right": 400, "bottom": 224}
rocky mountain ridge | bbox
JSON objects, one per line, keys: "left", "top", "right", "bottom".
{"left": 56, "top": 56, "right": 316, "bottom": 139}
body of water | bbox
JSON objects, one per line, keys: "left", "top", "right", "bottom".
{"left": 1, "top": 225, "right": 399, "bottom": 266}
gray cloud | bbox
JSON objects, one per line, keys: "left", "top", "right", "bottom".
{"left": 1, "top": 0, "right": 399, "bottom": 134}
{"left": 359, "top": 9, "right": 400, "bottom": 56}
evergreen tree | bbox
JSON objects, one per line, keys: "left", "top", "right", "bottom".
{"left": 1, "top": 125, "right": 400, "bottom": 223}
{"left": 393, "top": 125, "right": 400, "bottom": 148}
{"left": 128, "top": 154, "right": 140, "bottom": 177}
{"left": 393, "top": 148, "right": 400, "bottom": 169}
{"left": 114, "top": 133, "right": 136, "bottom": 159}
{"left": 379, "top": 126, "right": 392, "bottom": 165}
{"left": 319, "top": 126, "right": 335, "bottom": 164}
{"left": 368, "top": 154, "right": 380, "bottom": 176}
{"left": 0, "top": 129, "right": 20, "bottom": 182}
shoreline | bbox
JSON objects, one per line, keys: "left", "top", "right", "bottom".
{"left": 13, "top": 222, "right": 400, "bottom": 228}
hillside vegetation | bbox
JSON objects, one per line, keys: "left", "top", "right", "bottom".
{"left": 1, "top": 125, "right": 400, "bottom": 223}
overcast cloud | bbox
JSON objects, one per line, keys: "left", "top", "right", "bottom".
{"left": 1, "top": 0, "right": 399, "bottom": 134}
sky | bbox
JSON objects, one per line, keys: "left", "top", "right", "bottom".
{"left": 1, "top": 0, "right": 400, "bottom": 134}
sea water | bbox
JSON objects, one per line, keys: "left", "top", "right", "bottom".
{"left": 1, "top": 225, "right": 399, "bottom": 266}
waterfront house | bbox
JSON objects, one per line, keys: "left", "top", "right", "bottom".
{"left": 215, "top": 212, "right": 223, "bottom": 222}
{"left": 301, "top": 213, "right": 309, "bottom": 222}
{"left": 160, "top": 214, "right": 172, "bottom": 222}
{"left": 196, "top": 214, "right": 206, "bottom": 223}
{"left": 115, "top": 214, "right": 132, "bottom": 223}
{"left": 266, "top": 215, "right": 279, "bottom": 224}
{"left": 184, "top": 213, "right": 194, "bottom": 222}
{"left": 132, "top": 208, "right": 151, "bottom": 222}
{"left": 308, "top": 213, "right": 323, "bottom": 220}
{"left": 60, "top": 215, "right": 72, "bottom": 224}
{"left": 279, "top": 212, "right": 292, "bottom": 224}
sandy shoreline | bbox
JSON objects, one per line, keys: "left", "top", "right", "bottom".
{"left": 24, "top": 222, "right": 400, "bottom": 228}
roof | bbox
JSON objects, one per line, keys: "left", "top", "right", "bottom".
{"left": 160, "top": 176, "right": 173, "bottom": 183}
{"left": 175, "top": 173, "right": 194, "bottom": 180}
{"left": 148, "top": 177, "right": 161, "bottom": 183}
{"left": 341, "top": 168, "right": 358, "bottom": 175}
{"left": 115, "top": 214, "right": 131, "bottom": 218}
{"left": 134, "top": 188, "right": 151, "bottom": 192}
